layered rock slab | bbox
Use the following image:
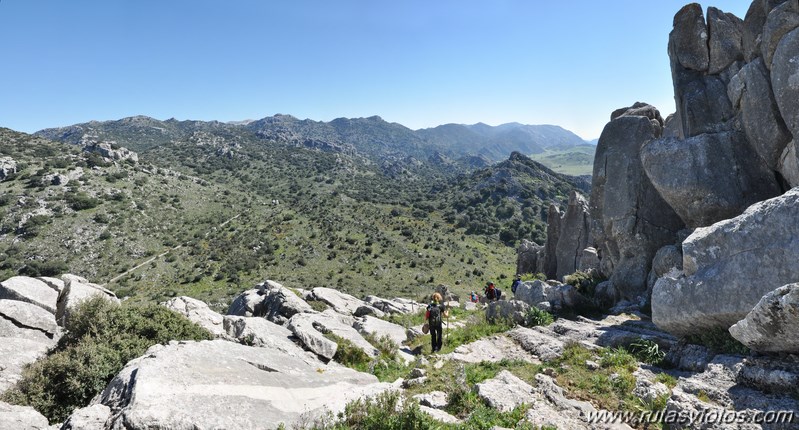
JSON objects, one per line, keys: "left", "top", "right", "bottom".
{"left": 94, "top": 340, "right": 394, "bottom": 430}
{"left": 652, "top": 188, "right": 799, "bottom": 336}
{"left": 729, "top": 283, "right": 799, "bottom": 353}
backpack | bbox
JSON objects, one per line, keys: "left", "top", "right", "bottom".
{"left": 511, "top": 280, "right": 520, "bottom": 294}
{"left": 429, "top": 304, "right": 443, "bottom": 326}
{"left": 496, "top": 289, "right": 502, "bottom": 300}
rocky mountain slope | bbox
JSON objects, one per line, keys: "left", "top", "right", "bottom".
{"left": 37, "top": 115, "right": 589, "bottom": 164}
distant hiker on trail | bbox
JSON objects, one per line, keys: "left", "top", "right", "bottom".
{"left": 470, "top": 291, "right": 479, "bottom": 303}
{"left": 511, "top": 275, "right": 521, "bottom": 294}
{"left": 425, "top": 293, "right": 449, "bottom": 353}
{"left": 484, "top": 282, "right": 500, "bottom": 301}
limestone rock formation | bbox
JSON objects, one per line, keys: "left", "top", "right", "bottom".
{"left": 515, "top": 239, "right": 543, "bottom": 276}
{"left": 227, "top": 280, "right": 313, "bottom": 324}
{"left": 310, "top": 287, "right": 374, "bottom": 316}
{"left": 729, "top": 283, "right": 799, "bottom": 353}
{"left": 287, "top": 310, "right": 378, "bottom": 360}
{"left": 590, "top": 104, "right": 684, "bottom": 300}
{"left": 363, "top": 295, "right": 424, "bottom": 315}
{"left": 707, "top": 6, "right": 744, "bottom": 74}
{"left": 0, "top": 299, "right": 60, "bottom": 342}
{"left": 60, "top": 404, "right": 111, "bottom": 430}
{"left": 223, "top": 315, "right": 309, "bottom": 357}
{"left": 652, "top": 189, "right": 799, "bottom": 336}
{"left": 554, "top": 191, "right": 591, "bottom": 280}
{"left": 670, "top": 4, "right": 711, "bottom": 72}
{"left": 91, "top": 340, "right": 394, "bottom": 430}
{"left": 0, "top": 156, "right": 17, "bottom": 181}
{"left": 352, "top": 315, "right": 407, "bottom": 346}
{"left": 0, "top": 276, "right": 59, "bottom": 314}
{"left": 0, "top": 401, "right": 50, "bottom": 430}
{"left": 475, "top": 370, "right": 535, "bottom": 413}
{"left": 541, "top": 204, "right": 561, "bottom": 279}
{"left": 56, "top": 274, "right": 119, "bottom": 326}
{"left": 0, "top": 338, "right": 52, "bottom": 394}
{"left": 485, "top": 300, "right": 530, "bottom": 326}
{"left": 641, "top": 131, "right": 780, "bottom": 227}
{"left": 163, "top": 296, "right": 225, "bottom": 337}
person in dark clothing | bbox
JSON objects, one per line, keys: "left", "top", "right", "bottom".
{"left": 484, "top": 282, "right": 498, "bottom": 301}
{"left": 425, "top": 293, "right": 449, "bottom": 353}
{"left": 511, "top": 275, "right": 522, "bottom": 295}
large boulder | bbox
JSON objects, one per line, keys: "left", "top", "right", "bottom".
{"left": 516, "top": 239, "right": 543, "bottom": 276}
{"left": 227, "top": 281, "right": 314, "bottom": 324}
{"left": 669, "top": 3, "right": 710, "bottom": 72}
{"left": 223, "top": 315, "right": 308, "bottom": 357}
{"left": 485, "top": 300, "right": 530, "bottom": 326}
{"left": 729, "top": 283, "right": 799, "bottom": 353}
{"left": 513, "top": 280, "right": 555, "bottom": 307}
{"left": 287, "top": 311, "right": 378, "bottom": 360}
{"left": 728, "top": 58, "right": 793, "bottom": 171}
{"left": 0, "top": 401, "right": 50, "bottom": 430}
{"left": 590, "top": 105, "right": 684, "bottom": 299}
{"left": 0, "top": 338, "right": 52, "bottom": 394}
{"left": 60, "top": 404, "right": 111, "bottom": 430}
{"left": 89, "top": 340, "right": 395, "bottom": 430}
{"left": 772, "top": 27, "right": 799, "bottom": 146}
{"left": 0, "top": 157, "right": 16, "bottom": 181}
{"left": 352, "top": 315, "right": 407, "bottom": 346}
{"left": 162, "top": 296, "right": 224, "bottom": 337}
{"left": 641, "top": 131, "right": 781, "bottom": 228}
{"left": 226, "top": 289, "right": 264, "bottom": 317}
{"left": 56, "top": 274, "right": 119, "bottom": 326}
{"left": 474, "top": 370, "right": 535, "bottom": 413}
{"left": 0, "top": 276, "right": 58, "bottom": 314}
{"left": 541, "top": 204, "right": 562, "bottom": 279}
{"left": 363, "top": 296, "right": 423, "bottom": 315}
{"left": 0, "top": 299, "right": 60, "bottom": 342}
{"left": 761, "top": 0, "right": 799, "bottom": 68}
{"left": 652, "top": 189, "right": 799, "bottom": 336}
{"left": 554, "top": 191, "right": 591, "bottom": 280}
{"left": 707, "top": 7, "right": 744, "bottom": 74}
{"left": 309, "top": 287, "right": 367, "bottom": 316}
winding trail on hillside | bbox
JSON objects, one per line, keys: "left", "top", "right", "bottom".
{"left": 103, "top": 210, "right": 246, "bottom": 286}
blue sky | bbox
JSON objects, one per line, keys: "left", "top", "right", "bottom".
{"left": 0, "top": 1, "right": 751, "bottom": 140}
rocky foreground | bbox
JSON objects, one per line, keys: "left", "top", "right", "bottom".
{"left": 0, "top": 274, "right": 796, "bottom": 430}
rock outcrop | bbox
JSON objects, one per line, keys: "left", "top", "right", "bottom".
{"left": 287, "top": 310, "right": 378, "bottom": 360}
{"left": 227, "top": 280, "right": 313, "bottom": 324}
{"left": 91, "top": 340, "right": 394, "bottom": 430}
{"left": 515, "top": 239, "right": 543, "bottom": 276}
{"left": 0, "top": 156, "right": 17, "bottom": 181}
{"left": 0, "top": 401, "right": 50, "bottom": 430}
{"left": 590, "top": 104, "right": 684, "bottom": 300}
{"left": 652, "top": 189, "right": 799, "bottom": 336}
{"left": 554, "top": 191, "right": 591, "bottom": 280}
{"left": 729, "top": 283, "right": 799, "bottom": 353}
{"left": 56, "top": 275, "right": 119, "bottom": 326}
{"left": 163, "top": 296, "right": 225, "bottom": 337}
{"left": 0, "top": 276, "right": 59, "bottom": 314}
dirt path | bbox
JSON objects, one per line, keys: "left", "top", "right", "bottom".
{"left": 103, "top": 211, "right": 244, "bottom": 286}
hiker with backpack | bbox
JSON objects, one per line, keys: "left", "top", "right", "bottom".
{"left": 511, "top": 275, "right": 521, "bottom": 295}
{"left": 425, "top": 293, "right": 449, "bottom": 353}
{"left": 484, "top": 282, "right": 501, "bottom": 301}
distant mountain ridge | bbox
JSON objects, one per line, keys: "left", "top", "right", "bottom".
{"left": 36, "top": 115, "right": 590, "bottom": 163}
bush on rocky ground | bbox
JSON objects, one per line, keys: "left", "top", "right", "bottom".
{"left": 0, "top": 296, "right": 213, "bottom": 422}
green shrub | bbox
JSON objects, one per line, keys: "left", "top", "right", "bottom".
{"left": 654, "top": 372, "right": 677, "bottom": 389}
{"left": 523, "top": 306, "right": 554, "bottom": 327}
{"left": 684, "top": 329, "right": 749, "bottom": 356}
{"left": 326, "top": 334, "right": 371, "bottom": 370}
{"left": 628, "top": 339, "right": 666, "bottom": 365}
{"left": 323, "top": 390, "right": 439, "bottom": 430}
{"left": 1, "top": 297, "right": 212, "bottom": 422}
{"left": 599, "top": 347, "right": 638, "bottom": 372}
{"left": 563, "top": 270, "right": 606, "bottom": 298}
{"left": 65, "top": 191, "right": 101, "bottom": 210}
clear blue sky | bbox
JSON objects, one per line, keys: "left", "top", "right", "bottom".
{"left": 0, "top": 1, "right": 751, "bottom": 140}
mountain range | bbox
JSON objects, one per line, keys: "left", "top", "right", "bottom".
{"left": 36, "top": 115, "right": 591, "bottom": 164}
